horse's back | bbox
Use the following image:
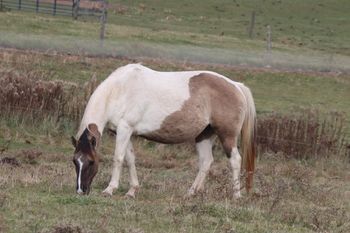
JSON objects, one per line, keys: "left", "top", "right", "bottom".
{"left": 119, "top": 66, "right": 247, "bottom": 143}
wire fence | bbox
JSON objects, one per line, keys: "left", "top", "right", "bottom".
{"left": 1, "top": 0, "right": 109, "bottom": 51}
{"left": 0, "top": 0, "right": 104, "bottom": 18}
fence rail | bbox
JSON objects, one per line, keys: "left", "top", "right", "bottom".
{"left": 0, "top": 0, "right": 104, "bottom": 18}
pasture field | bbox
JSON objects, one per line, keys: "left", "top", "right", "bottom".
{"left": 1, "top": 0, "right": 350, "bottom": 54}
{"left": 1, "top": 0, "right": 350, "bottom": 71}
{"left": 0, "top": 48, "right": 349, "bottom": 233}
{"left": 1, "top": 0, "right": 350, "bottom": 232}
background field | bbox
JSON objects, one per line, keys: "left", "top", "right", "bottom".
{"left": 0, "top": 0, "right": 350, "bottom": 233}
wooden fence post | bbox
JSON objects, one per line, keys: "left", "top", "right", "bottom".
{"left": 36, "top": 0, "right": 39, "bottom": 12}
{"left": 18, "top": 0, "right": 21, "bottom": 10}
{"left": 99, "top": 0, "right": 107, "bottom": 46}
{"left": 72, "top": 0, "right": 80, "bottom": 19}
{"left": 248, "top": 11, "right": 255, "bottom": 39}
{"left": 53, "top": 0, "right": 57, "bottom": 15}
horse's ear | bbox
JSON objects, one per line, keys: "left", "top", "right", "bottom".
{"left": 71, "top": 136, "right": 77, "bottom": 148}
{"left": 87, "top": 123, "right": 101, "bottom": 148}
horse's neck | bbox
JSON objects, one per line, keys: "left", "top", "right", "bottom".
{"left": 77, "top": 82, "right": 112, "bottom": 137}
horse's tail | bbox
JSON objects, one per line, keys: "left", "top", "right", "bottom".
{"left": 239, "top": 84, "right": 257, "bottom": 193}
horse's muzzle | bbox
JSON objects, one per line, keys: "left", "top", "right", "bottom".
{"left": 76, "top": 187, "right": 90, "bottom": 195}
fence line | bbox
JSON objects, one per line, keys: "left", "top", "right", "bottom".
{"left": 1, "top": 0, "right": 104, "bottom": 18}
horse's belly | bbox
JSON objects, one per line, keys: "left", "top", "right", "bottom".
{"left": 136, "top": 107, "right": 209, "bottom": 144}
{"left": 138, "top": 122, "right": 208, "bottom": 144}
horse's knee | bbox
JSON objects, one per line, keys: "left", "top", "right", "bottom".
{"left": 230, "top": 147, "right": 241, "bottom": 169}
{"left": 125, "top": 153, "right": 135, "bottom": 166}
{"left": 113, "top": 155, "right": 124, "bottom": 166}
{"left": 200, "top": 157, "right": 213, "bottom": 172}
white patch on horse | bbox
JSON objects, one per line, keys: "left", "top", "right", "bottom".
{"left": 77, "top": 156, "right": 83, "bottom": 194}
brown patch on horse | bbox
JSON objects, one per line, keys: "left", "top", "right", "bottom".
{"left": 141, "top": 73, "right": 246, "bottom": 150}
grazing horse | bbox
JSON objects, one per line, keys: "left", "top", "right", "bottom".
{"left": 71, "top": 64, "right": 256, "bottom": 198}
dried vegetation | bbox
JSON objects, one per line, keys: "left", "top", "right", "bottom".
{"left": 257, "top": 110, "right": 349, "bottom": 158}
{"left": 0, "top": 69, "right": 98, "bottom": 123}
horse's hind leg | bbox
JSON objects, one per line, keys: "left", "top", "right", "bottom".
{"left": 230, "top": 146, "right": 242, "bottom": 198}
{"left": 125, "top": 142, "right": 139, "bottom": 198}
{"left": 188, "top": 138, "right": 214, "bottom": 196}
{"left": 220, "top": 136, "right": 242, "bottom": 198}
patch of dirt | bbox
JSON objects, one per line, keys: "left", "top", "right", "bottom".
{"left": 0, "top": 157, "right": 20, "bottom": 167}
{"left": 17, "top": 149, "right": 42, "bottom": 164}
{"left": 51, "top": 225, "right": 83, "bottom": 233}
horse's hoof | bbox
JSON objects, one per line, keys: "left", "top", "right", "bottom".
{"left": 125, "top": 192, "right": 135, "bottom": 199}
{"left": 184, "top": 189, "right": 196, "bottom": 199}
{"left": 102, "top": 188, "right": 114, "bottom": 196}
{"left": 125, "top": 186, "right": 139, "bottom": 198}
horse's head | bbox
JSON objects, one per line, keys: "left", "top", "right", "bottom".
{"left": 71, "top": 124, "right": 100, "bottom": 195}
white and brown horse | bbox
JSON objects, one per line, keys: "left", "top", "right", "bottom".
{"left": 71, "top": 64, "right": 256, "bottom": 198}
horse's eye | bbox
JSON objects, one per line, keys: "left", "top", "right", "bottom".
{"left": 89, "top": 160, "right": 95, "bottom": 165}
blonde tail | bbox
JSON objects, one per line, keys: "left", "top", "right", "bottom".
{"left": 239, "top": 84, "right": 257, "bottom": 192}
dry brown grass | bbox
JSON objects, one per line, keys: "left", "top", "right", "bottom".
{"left": 0, "top": 69, "right": 99, "bottom": 123}
{"left": 257, "top": 110, "right": 349, "bottom": 159}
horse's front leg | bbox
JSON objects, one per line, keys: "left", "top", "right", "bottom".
{"left": 124, "top": 142, "right": 139, "bottom": 198}
{"left": 103, "top": 120, "right": 133, "bottom": 196}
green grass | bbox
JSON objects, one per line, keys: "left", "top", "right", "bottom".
{"left": 107, "top": 0, "right": 350, "bottom": 54}
{"left": 1, "top": 0, "right": 350, "bottom": 70}
{"left": 1, "top": 125, "right": 349, "bottom": 233}
{"left": 0, "top": 48, "right": 349, "bottom": 232}
{"left": 1, "top": 1, "right": 350, "bottom": 231}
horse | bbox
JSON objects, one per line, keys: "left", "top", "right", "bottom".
{"left": 71, "top": 64, "right": 256, "bottom": 198}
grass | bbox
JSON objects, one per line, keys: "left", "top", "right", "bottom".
{"left": 1, "top": 130, "right": 349, "bottom": 233}
{"left": 1, "top": 1, "right": 350, "bottom": 231}
{"left": 0, "top": 48, "right": 349, "bottom": 232}
{"left": 1, "top": 0, "right": 350, "bottom": 70}
{"left": 2, "top": 0, "right": 350, "bottom": 54}
{"left": 1, "top": 48, "right": 350, "bottom": 120}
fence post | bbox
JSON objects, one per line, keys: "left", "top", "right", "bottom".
{"left": 72, "top": 0, "right": 80, "bottom": 19}
{"left": 99, "top": 0, "right": 107, "bottom": 46}
{"left": 53, "top": 0, "right": 57, "bottom": 15}
{"left": 1, "top": 0, "right": 3, "bottom": 11}
{"left": 36, "top": 0, "right": 39, "bottom": 12}
{"left": 248, "top": 11, "right": 255, "bottom": 39}
{"left": 18, "top": 0, "right": 21, "bottom": 10}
